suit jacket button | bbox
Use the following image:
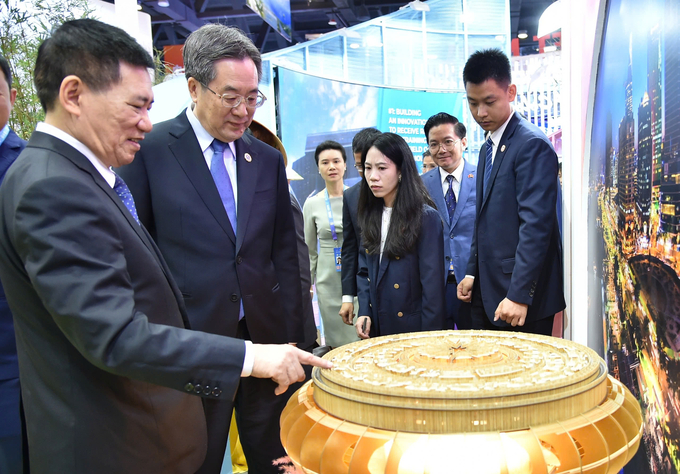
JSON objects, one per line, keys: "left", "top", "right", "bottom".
{"left": 184, "top": 383, "right": 194, "bottom": 392}
{"left": 230, "top": 294, "right": 238, "bottom": 302}
{"left": 395, "top": 256, "right": 400, "bottom": 260}
{"left": 367, "top": 278, "right": 370, "bottom": 282}
{"left": 237, "top": 256, "right": 243, "bottom": 264}
{"left": 194, "top": 384, "right": 203, "bottom": 394}
{"left": 212, "top": 388, "right": 222, "bottom": 397}
{"left": 394, "top": 283, "right": 400, "bottom": 289}
{"left": 365, "top": 249, "right": 369, "bottom": 253}
{"left": 203, "top": 386, "right": 212, "bottom": 396}
{"left": 397, "top": 312, "right": 403, "bottom": 317}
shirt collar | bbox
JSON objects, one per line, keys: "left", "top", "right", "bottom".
{"left": 438, "top": 159, "right": 464, "bottom": 185}
{"left": 186, "top": 106, "right": 236, "bottom": 157}
{"left": 488, "top": 108, "right": 515, "bottom": 148}
{"left": 36, "top": 122, "right": 116, "bottom": 188}
{"left": 0, "top": 125, "right": 10, "bottom": 147}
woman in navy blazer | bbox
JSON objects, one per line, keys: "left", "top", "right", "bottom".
{"left": 355, "top": 133, "right": 446, "bottom": 338}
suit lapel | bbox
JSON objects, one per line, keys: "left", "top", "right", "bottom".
{"left": 234, "top": 134, "right": 258, "bottom": 254}
{"left": 28, "top": 132, "right": 168, "bottom": 273}
{"left": 0, "top": 130, "right": 25, "bottom": 177}
{"left": 450, "top": 161, "right": 474, "bottom": 228}
{"left": 376, "top": 252, "right": 390, "bottom": 286}
{"left": 426, "top": 171, "right": 449, "bottom": 226}
{"left": 481, "top": 112, "right": 520, "bottom": 210}
{"left": 167, "top": 115, "right": 236, "bottom": 244}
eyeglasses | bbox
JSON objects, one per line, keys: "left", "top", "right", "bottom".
{"left": 354, "top": 163, "right": 364, "bottom": 171}
{"left": 428, "top": 138, "right": 461, "bottom": 153}
{"left": 200, "top": 82, "right": 267, "bottom": 109}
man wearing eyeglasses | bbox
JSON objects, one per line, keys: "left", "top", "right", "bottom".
{"left": 421, "top": 112, "right": 477, "bottom": 330}
{"left": 118, "top": 24, "right": 304, "bottom": 474}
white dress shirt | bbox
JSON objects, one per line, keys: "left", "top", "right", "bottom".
{"left": 486, "top": 108, "right": 515, "bottom": 165}
{"left": 380, "top": 206, "right": 393, "bottom": 263}
{"left": 186, "top": 107, "right": 239, "bottom": 212}
{"left": 438, "top": 160, "right": 464, "bottom": 202}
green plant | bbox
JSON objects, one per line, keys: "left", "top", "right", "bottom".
{"left": 0, "top": 0, "right": 93, "bottom": 139}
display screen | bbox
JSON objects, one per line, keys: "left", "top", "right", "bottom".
{"left": 277, "top": 67, "right": 465, "bottom": 206}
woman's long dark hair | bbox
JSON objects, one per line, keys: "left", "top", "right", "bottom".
{"left": 358, "top": 133, "right": 434, "bottom": 258}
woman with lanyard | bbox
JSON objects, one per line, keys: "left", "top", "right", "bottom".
{"left": 303, "top": 140, "right": 359, "bottom": 348}
{"left": 355, "top": 132, "right": 446, "bottom": 339}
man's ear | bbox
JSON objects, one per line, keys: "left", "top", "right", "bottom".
{"left": 187, "top": 77, "right": 200, "bottom": 103}
{"left": 461, "top": 137, "right": 468, "bottom": 149}
{"left": 8, "top": 88, "right": 16, "bottom": 109}
{"left": 507, "top": 83, "right": 517, "bottom": 103}
{"left": 59, "top": 75, "right": 85, "bottom": 117}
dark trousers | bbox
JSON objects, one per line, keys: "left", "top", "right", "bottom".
{"left": 197, "top": 319, "right": 312, "bottom": 474}
{"left": 470, "top": 280, "right": 554, "bottom": 337}
{"left": 0, "top": 377, "right": 25, "bottom": 474}
{"left": 446, "top": 282, "right": 472, "bottom": 330}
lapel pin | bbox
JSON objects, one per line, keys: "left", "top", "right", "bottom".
{"left": 468, "top": 173, "right": 474, "bottom": 178}
{"left": 500, "top": 145, "right": 506, "bottom": 152}
{"left": 244, "top": 153, "right": 252, "bottom": 162}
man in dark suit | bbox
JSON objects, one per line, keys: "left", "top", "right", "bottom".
{"left": 119, "top": 24, "right": 306, "bottom": 473}
{"left": 339, "top": 127, "right": 381, "bottom": 326}
{"left": 0, "top": 54, "right": 27, "bottom": 474}
{"left": 0, "top": 19, "right": 329, "bottom": 474}
{"left": 457, "top": 48, "right": 565, "bottom": 336}
{"left": 422, "top": 113, "right": 476, "bottom": 330}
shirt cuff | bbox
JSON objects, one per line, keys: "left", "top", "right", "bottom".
{"left": 465, "top": 275, "right": 475, "bottom": 280}
{"left": 241, "top": 340, "right": 254, "bottom": 377}
{"left": 342, "top": 295, "right": 354, "bottom": 303}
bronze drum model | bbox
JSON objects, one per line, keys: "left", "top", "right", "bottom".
{"left": 280, "top": 330, "right": 643, "bottom": 473}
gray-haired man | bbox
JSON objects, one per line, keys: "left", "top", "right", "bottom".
{"left": 119, "top": 24, "right": 307, "bottom": 473}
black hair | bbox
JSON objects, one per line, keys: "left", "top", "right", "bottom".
{"left": 423, "top": 112, "right": 466, "bottom": 141}
{"left": 423, "top": 149, "right": 431, "bottom": 158}
{"left": 34, "top": 19, "right": 153, "bottom": 112}
{"left": 0, "top": 55, "right": 11, "bottom": 88}
{"left": 358, "top": 132, "right": 434, "bottom": 258}
{"left": 351, "top": 127, "right": 381, "bottom": 155}
{"left": 314, "top": 140, "right": 346, "bottom": 166}
{"left": 462, "top": 48, "right": 512, "bottom": 89}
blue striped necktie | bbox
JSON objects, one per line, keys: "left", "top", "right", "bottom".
{"left": 210, "top": 139, "right": 237, "bottom": 233}
{"left": 483, "top": 136, "right": 494, "bottom": 193}
{"left": 445, "top": 174, "right": 456, "bottom": 222}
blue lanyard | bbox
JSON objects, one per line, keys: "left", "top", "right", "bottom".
{"left": 324, "top": 189, "right": 339, "bottom": 245}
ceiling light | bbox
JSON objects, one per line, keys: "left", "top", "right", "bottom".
{"left": 537, "top": 0, "right": 562, "bottom": 38}
{"left": 349, "top": 43, "right": 360, "bottom": 49}
{"left": 157, "top": 0, "right": 169, "bottom": 6}
{"left": 544, "top": 45, "right": 557, "bottom": 52}
{"left": 328, "top": 18, "right": 337, "bottom": 26}
{"left": 518, "top": 30, "right": 528, "bottom": 39}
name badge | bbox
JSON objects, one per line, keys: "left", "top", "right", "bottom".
{"left": 334, "top": 247, "right": 342, "bottom": 272}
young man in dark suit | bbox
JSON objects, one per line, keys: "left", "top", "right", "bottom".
{"left": 0, "top": 54, "right": 27, "bottom": 474}
{"left": 421, "top": 113, "right": 476, "bottom": 330}
{"left": 119, "top": 24, "right": 307, "bottom": 473}
{"left": 457, "top": 49, "right": 565, "bottom": 336}
{"left": 0, "top": 20, "right": 329, "bottom": 474}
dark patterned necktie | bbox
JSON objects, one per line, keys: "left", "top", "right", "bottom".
{"left": 113, "top": 173, "right": 140, "bottom": 225}
{"left": 483, "top": 136, "right": 494, "bottom": 193}
{"left": 445, "top": 174, "right": 457, "bottom": 221}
